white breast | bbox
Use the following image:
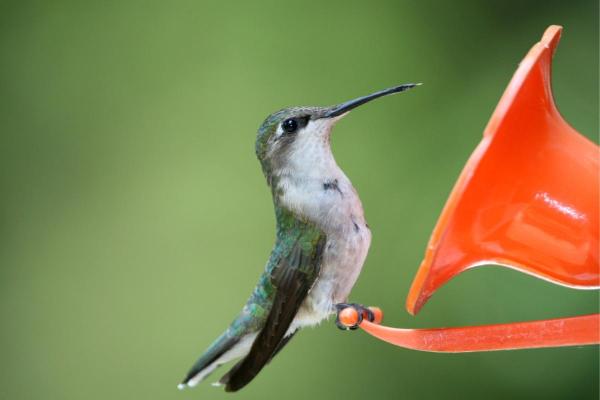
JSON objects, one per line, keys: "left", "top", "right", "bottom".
{"left": 276, "top": 139, "right": 371, "bottom": 330}
{"left": 270, "top": 118, "right": 372, "bottom": 331}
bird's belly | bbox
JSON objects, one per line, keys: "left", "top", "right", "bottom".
{"left": 292, "top": 224, "right": 371, "bottom": 329}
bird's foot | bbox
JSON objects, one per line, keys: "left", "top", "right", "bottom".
{"left": 334, "top": 303, "right": 375, "bottom": 330}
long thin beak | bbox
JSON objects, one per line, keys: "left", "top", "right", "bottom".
{"left": 323, "top": 83, "right": 421, "bottom": 118}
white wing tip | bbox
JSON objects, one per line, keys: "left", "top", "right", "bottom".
{"left": 177, "top": 383, "right": 187, "bottom": 390}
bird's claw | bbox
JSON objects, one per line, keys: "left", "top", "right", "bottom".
{"left": 334, "top": 303, "right": 375, "bottom": 330}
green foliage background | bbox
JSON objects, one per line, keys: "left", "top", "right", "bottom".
{"left": 1, "top": 1, "right": 598, "bottom": 399}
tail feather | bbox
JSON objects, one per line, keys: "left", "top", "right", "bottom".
{"left": 219, "top": 329, "right": 298, "bottom": 392}
{"left": 179, "top": 333, "right": 240, "bottom": 388}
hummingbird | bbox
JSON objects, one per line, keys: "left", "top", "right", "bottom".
{"left": 179, "top": 83, "right": 419, "bottom": 392}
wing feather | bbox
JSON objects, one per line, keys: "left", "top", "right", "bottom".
{"left": 220, "top": 231, "right": 326, "bottom": 392}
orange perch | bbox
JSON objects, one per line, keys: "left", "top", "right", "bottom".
{"left": 338, "top": 307, "right": 599, "bottom": 352}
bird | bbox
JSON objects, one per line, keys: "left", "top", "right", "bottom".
{"left": 179, "top": 83, "right": 419, "bottom": 392}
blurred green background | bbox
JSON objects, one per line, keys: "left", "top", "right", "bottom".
{"left": 1, "top": 1, "right": 598, "bottom": 399}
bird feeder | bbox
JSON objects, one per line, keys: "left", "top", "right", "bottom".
{"left": 338, "top": 25, "right": 599, "bottom": 351}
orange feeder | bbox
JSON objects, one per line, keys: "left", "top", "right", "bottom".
{"left": 340, "top": 25, "right": 599, "bottom": 352}
{"left": 407, "top": 25, "right": 599, "bottom": 314}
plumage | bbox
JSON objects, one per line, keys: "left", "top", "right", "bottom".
{"left": 220, "top": 222, "right": 326, "bottom": 391}
{"left": 181, "top": 207, "right": 327, "bottom": 391}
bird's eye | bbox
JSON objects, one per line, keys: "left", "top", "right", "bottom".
{"left": 282, "top": 118, "right": 298, "bottom": 134}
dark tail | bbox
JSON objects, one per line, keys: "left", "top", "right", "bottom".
{"left": 218, "top": 330, "right": 297, "bottom": 392}
{"left": 179, "top": 332, "right": 240, "bottom": 389}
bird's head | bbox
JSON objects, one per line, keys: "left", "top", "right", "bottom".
{"left": 255, "top": 84, "right": 419, "bottom": 186}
